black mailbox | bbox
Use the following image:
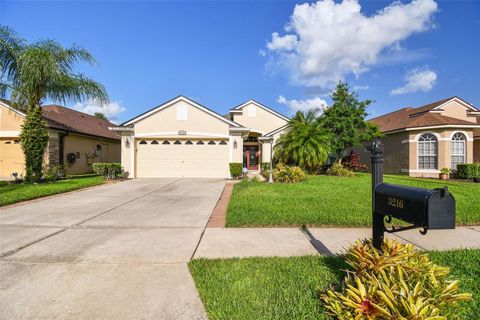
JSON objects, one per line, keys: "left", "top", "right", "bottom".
{"left": 374, "top": 183, "right": 455, "bottom": 230}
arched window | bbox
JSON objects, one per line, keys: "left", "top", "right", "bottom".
{"left": 208, "top": 141, "right": 216, "bottom": 145}
{"left": 174, "top": 140, "right": 182, "bottom": 145}
{"left": 139, "top": 140, "right": 147, "bottom": 145}
{"left": 162, "top": 140, "right": 170, "bottom": 145}
{"left": 219, "top": 141, "right": 227, "bottom": 145}
{"left": 196, "top": 141, "right": 205, "bottom": 145}
{"left": 151, "top": 140, "right": 159, "bottom": 145}
{"left": 418, "top": 133, "right": 438, "bottom": 169}
{"left": 185, "top": 140, "right": 193, "bottom": 145}
{"left": 451, "top": 133, "right": 466, "bottom": 170}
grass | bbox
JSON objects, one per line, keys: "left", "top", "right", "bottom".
{"left": 189, "top": 249, "right": 480, "bottom": 320}
{"left": 226, "top": 173, "right": 480, "bottom": 227}
{"left": 0, "top": 175, "right": 105, "bottom": 206}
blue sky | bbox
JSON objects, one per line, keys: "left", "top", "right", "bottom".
{"left": 1, "top": 0, "right": 479, "bottom": 122}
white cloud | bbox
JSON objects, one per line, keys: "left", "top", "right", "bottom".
{"left": 71, "top": 99, "right": 126, "bottom": 123}
{"left": 390, "top": 67, "right": 437, "bottom": 95}
{"left": 277, "top": 95, "right": 328, "bottom": 114}
{"left": 353, "top": 84, "right": 370, "bottom": 91}
{"left": 265, "top": 0, "right": 438, "bottom": 89}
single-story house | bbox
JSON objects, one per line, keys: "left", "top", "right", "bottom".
{"left": 356, "top": 96, "right": 480, "bottom": 178}
{"left": 112, "top": 95, "right": 289, "bottom": 178}
{"left": 0, "top": 99, "right": 121, "bottom": 179}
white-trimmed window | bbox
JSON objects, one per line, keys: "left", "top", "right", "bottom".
{"left": 418, "top": 133, "right": 438, "bottom": 170}
{"left": 451, "top": 132, "right": 466, "bottom": 170}
{"left": 176, "top": 105, "right": 188, "bottom": 120}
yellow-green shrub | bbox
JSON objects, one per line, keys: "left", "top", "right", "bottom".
{"left": 272, "top": 163, "right": 306, "bottom": 183}
{"left": 327, "top": 163, "right": 355, "bottom": 177}
{"left": 322, "top": 239, "right": 472, "bottom": 319}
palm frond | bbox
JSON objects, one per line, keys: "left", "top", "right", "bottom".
{"left": 47, "top": 73, "right": 108, "bottom": 105}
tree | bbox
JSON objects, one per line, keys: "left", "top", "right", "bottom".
{"left": 0, "top": 26, "right": 108, "bottom": 181}
{"left": 320, "top": 81, "right": 381, "bottom": 163}
{"left": 274, "top": 109, "right": 331, "bottom": 173}
{"left": 94, "top": 112, "right": 108, "bottom": 121}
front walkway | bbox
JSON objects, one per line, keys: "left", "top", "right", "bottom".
{"left": 194, "top": 226, "right": 480, "bottom": 259}
{"left": 0, "top": 179, "right": 226, "bottom": 320}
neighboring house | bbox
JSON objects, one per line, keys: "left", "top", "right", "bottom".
{"left": 356, "top": 96, "right": 480, "bottom": 178}
{"left": 112, "top": 95, "right": 289, "bottom": 178}
{"left": 0, "top": 99, "right": 121, "bottom": 179}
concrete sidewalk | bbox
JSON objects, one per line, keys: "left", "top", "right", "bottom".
{"left": 194, "top": 226, "right": 480, "bottom": 259}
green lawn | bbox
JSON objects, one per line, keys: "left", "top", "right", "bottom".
{"left": 189, "top": 249, "right": 480, "bottom": 320}
{"left": 226, "top": 173, "right": 480, "bottom": 227}
{"left": 0, "top": 175, "right": 105, "bottom": 207}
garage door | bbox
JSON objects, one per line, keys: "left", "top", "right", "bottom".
{"left": 0, "top": 138, "right": 25, "bottom": 178}
{"left": 135, "top": 138, "right": 229, "bottom": 178}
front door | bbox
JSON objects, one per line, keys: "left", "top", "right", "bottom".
{"left": 243, "top": 145, "right": 259, "bottom": 170}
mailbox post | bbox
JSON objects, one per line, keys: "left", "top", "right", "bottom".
{"left": 368, "top": 138, "right": 456, "bottom": 251}
{"left": 368, "top": 138, "right": 385, "bottom": 250}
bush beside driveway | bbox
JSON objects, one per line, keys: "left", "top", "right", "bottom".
{"left": 226, "top": 173, "right": 480, "bottom": 227}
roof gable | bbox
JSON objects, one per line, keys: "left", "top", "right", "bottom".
{"left": 122, "top": 96, "right": 241, "bottom": 127}
{"left": 370, "top": 96, "right": 480, "bottom": 133}
{"left": 232, "top": 100, "right": 290, "bottom": 122}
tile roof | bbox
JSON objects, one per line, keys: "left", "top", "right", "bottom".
{"left": 42, "top": 105, "right": 120, "bottom": 140}
{"left": 370, "top": 97, "right": 480, "bottom": 134}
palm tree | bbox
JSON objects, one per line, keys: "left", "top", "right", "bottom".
{"left": 0, "top": 26, "right": 108, "bottom": 181}
{"left": 274, "top": 109, "right": 331, "bottom": 173}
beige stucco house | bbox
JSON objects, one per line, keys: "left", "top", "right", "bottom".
{"left": 0, "top": 99, "right": 121, "bottom": 179}
{"left": 356, "top": 97, "right": 480, "bottom": 178}
{"left": 112, "top": 96, "right": 289, "bottom": 178}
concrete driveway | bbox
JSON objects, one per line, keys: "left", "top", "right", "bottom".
{"left": 0, "top": 179, "right": 226, "bottom": 320}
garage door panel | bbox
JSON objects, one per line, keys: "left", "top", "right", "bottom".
{"left": 0, "top": 139, "right": 25, "bottom": 178}
{"left": 135, "top": 140, "right": 229, "bottom": 178}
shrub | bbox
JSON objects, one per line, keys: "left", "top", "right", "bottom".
{"left": 440, "top": 167, "right": 451, "bottom": 175}
{"left": 92, "top": 163, "right": 121, "bottom": 180}
{"left": 343, "top": 150, "right": 368, "bottom": 171}
{"left": 457, "top": 163, "right": 480, "bottom": 179}
{"left": 272, "top": 163, "right": 306, "bottom": 183}
{"left": 326, "top": 163, "right": 355, "bottom": 177}
{"left": 42, "top": 165, "right": 65, "bottom": 182}
{"left": 229, "top": 163, "right": 243, "bottom": 178}
{"left": 322, "top": 239, "right": 472, "bottom": 319}
{"left": 260, "top": 162, "right": 270, "bottom": 172}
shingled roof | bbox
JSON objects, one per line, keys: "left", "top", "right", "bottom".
{"left": 42, "top": 105, "right": 120, "bottom": 140}
{"left": 370, "top": 97, "right": 480, "bottom": 134}
{"left": 0, "top": 99, "right": 119, "bottom": 140}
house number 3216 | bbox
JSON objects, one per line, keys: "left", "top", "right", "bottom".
{"left": 387, "top": 197, "right": 404, "bottom": 209}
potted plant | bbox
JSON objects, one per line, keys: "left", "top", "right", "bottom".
{"left": 439, "top": 168, "right": 451, "bottom": 180}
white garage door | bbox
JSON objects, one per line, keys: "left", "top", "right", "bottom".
{"left": 135, "top": 138, "right": 229, "bottom": 178}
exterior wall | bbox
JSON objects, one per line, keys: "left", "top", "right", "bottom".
{"left": 261, "top": 130, "right": 284, "bottom": 164}
{"left": 134, "top": 100, "right": 230, "bottom": 136}
{"left": 63, "top": 133, "right": 120, "bottom": 175}
{"left": 407, "top": 129, "right": 474, "bottom": 178}
{"left": 232, "top": 102, "right": 288, "bottom": 134}
{"left": 47, "top": 131, "right": 60, "bottom": 166}
{"left": 381, "top": 132, "right": 409, "bottom": 174}
{"left": 120, "top": 134, "right": 133, "bottom": 177}
{"left": 0, "top": 104, "right": 24, "bottom": 132}
{"left": 437, "top": 100, "right": 477, "bottom": 123}
{"left": 474, "top": 139, "right": 480, "bottom": 162}
{"left": 230, "top": 132, "right": 244, "bottom": 164}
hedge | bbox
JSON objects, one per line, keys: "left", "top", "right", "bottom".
{"left": 456, "top": 163, "right": 480, "bottom": 179}
{"left": 229, "top": 163, "right": 243, "bottom": 178}
{"left": 92, "top": 163, "right": 122, "bottom": 179}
